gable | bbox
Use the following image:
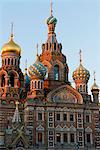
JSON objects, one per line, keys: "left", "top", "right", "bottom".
{"left": 47, "top": 84, "right": 83, "bottom": 104}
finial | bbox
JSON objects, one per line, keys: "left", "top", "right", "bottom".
{"left": 36, "top": 44, "right": 39, "bottom": 61}
{"left": 93, "top": 71, "right": 96, "bottom": 83}
{"left": 79, "top": 49, "right": 82, "bottom": 64}
{"left": 50, "top": 0, "right": 53, "bottom": 16}
{"left": 15, "top": 101, "right": 19, "bottom": 109}
{"left": 25, "top": 59, "right": 27, "bottom": 75}
{"left": 11, "top": 22, "right": 14, "bottom": 38}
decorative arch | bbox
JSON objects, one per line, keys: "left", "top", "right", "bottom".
{"left": 47, "top": 84, "right": 83, "bottom": 104}
{"left": 0, "top": 69, "right": 8, "bottom": 87}
{"left": 53, "top": 59, "right": 64, "bottom": 81}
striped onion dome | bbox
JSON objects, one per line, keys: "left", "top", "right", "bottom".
{"left": 72, "top": 64, "right": 90, "bottom": 84}
{"left": 28, "top": 57, "right": 47, "bottom": 79}
{"left": 47, "top": 15, "right": 57, "bottom": 26}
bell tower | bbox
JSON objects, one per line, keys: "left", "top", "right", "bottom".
{"left": 0, "top": 24, "right": 24, "bottom": 101}
{"left": 40, "top": 1, "right": 69, "bottom": 90}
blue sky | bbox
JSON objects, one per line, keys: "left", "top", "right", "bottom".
{"left": 0, "top": 0, "right": 100, "bottom": 94}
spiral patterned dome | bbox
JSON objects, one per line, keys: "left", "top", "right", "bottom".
{"left": 28, "top": 58, "right": 47, "bottom": 79}
{"left": 1, "top": 35, "right": 21, "bottom": 56}
{"left": 72, "top": 64, "right": 90, "bottom": 83}
{"left": 47, "top": 15, "right": 57, "bottom": 25}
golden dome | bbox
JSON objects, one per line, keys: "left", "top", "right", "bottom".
{"left": 1, "top": 34, "right": 21, "bottom": 56}
{"left": 91, "top": 72, "right": 99, "bottom": 90}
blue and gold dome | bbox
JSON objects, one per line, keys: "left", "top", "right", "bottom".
{"left": 28, "top": 56, "right": 47, "bottom": 80}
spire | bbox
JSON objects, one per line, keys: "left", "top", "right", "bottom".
{"left": 10, "top": 22, "right": 14, "bottom": 40}
{"left": 79, "top": 49, "right": 82, "bottom": 65}
{"left": 50, "top": 0, "right": 53, "bottom": 16}
{"left": 93, "top": 71, "right": 96, "bottom": 83}
{"left": 36, "top": 44, "right": 39, "bottom": 61}
{"left": 12, "top": 101, "right": 21, "bottom": 123}
{"left": 25, "top": 59, "right": 27, "bottom": 75}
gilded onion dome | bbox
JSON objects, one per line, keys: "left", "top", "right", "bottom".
{"left": 72, "top": 50, "right": 90, "bottom": 83}
{"left": 1, "top": 25, "right": 21, "bottom": 56}
{"left": 91, "top": 72, "right": 99, "bottom": 90}
{"left": 28, "top": 55, "right": 47, "bottom": 80}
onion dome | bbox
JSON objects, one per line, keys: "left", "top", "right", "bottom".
{"left": 1, "top": 23, "right": 21, "bottom": 56}
{"left": 72, "top": 50, "right": 90, "bottom": 83}
{"left": 28, "top": 55, "right": 47, "bottom": 80}
{"left": 47, "top": 15, "right": 57, "bottom": 26}
{"left": 91, "top": 71, "right": 99, "bottom": 90}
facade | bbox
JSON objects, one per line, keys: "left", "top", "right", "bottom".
{"left": 0, "top": 3, "right": 100, "bottom": 150}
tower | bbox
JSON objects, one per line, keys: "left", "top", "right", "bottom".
{"left": 72, "top": 50, "right": 90, "bottom": 94}
{"left": 0, "top": 24, "right": 24, "bottom": 100}
{"left": 91, "top": 71, "right": 99, "bottom": 103}
{"left": 40, "top": 1, "right": 69, "bottom": 90}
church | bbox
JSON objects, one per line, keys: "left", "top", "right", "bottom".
{"left": 0, "top": 2, "right": 100, "bottom": 150}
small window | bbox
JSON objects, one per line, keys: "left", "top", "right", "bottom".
{"left": 63, "top": 133, "right": 68, "bottom": 142}
{"left": 56, "top": 133, "right": 61, "bottom": 142}
{"left": 38, "top": 81, "right": 40, "bottom": 89}
{"left": 54, "top": 65, "right": 59, "bottom": 80}
{"left": 70, "top": 114, "right": 74, "bottom": 122}
{"left": 70, "top": 133, "right": 74, "bottom": 143}
{"left": 34, "top": 81, "right": 36, "bottom": 88}
{"left": 56, "top": 114, "right": 60, "bottom": 121}
{"left": 38, "top": 133, "right": 42, "bottom": 143}
{"left": 63, "top": 114, "right": 67, "bottom": 121}
{"left": 38, "top": 113, "right": 42, "bottom": 121}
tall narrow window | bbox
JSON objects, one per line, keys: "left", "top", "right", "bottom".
{"left": 54, "top": 65, "right": 59, "bottom": 80}
{"left": 35, "top": 81, "right": 36, "bottom": 88}
{"left": 38, "top": 133, "right": 42, "bottom": 143}
{"left": 11, "top": 59, "right": 13, "bottom": 65}
{"left": 54, "top": 43, "right": 56, "bottom": 50}
{"left": 1, "top": 75, "right": 5, "bottom": 87}
{"left": 8, "top": 58, "right": 10, "bottom": 65}
{"left": 87, "top": 134, "right": 91, "bottom": 143}
{"left": 38, "top": 81, "right": 40, "bottom": 89}
{"left": 10, "top": 73, "right": 14, "bottom": 87}
{"left": 63, "top": 133, "right": 68, "bottom": 142}
{"left": 70, "top": 133, "right": 74, "bottom": 143}
{"left": 38, "top": 113, "right": 42, "bottom": 121}
{"left": 56, "top": 133, "right": 61, "bottom": 143}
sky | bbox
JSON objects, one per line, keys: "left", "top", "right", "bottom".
{"left": 0, "top": 0, "right": 100, "bottom": 95}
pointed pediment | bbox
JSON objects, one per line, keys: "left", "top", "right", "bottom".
{"left": 85, "top": 127, "right": 92, "bottom": 132}
{"left": 63, "top": 125, "right": 69, "bottom": 131}
{"left": 70, "top": 125, "right": 76, "bottom": 132}
{"left": 36, "top": 125, "right": 44, "bottom": 131}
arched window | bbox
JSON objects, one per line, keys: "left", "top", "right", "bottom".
{"left": 41, "top": 82, "right": 43, "bottom": 89}
{"left": 15, "top": 59, "right": 16, "bottom": 65}
{"left": 54, "top": 43, "right": 56, "bottom": 50}
{"left": 80, "top": 85, "right": 82, "bottom": 92}
{"left": 46, "top": 43, "right": 48, "bottom": 50}
{"left": 8, "top": 58, "right": 10, "bottom": 65}
{"left": 11, "top": 59, "right": 13, "bottom": 65}
{"left": 5, "top": 59, "right": 6, "bottom": 65}
{"left": 54, "top": 65, "right": 59, "bottom": 80}
{"left": 83, "top": 85, "right": 86, "bottom": 92}
{"left": 38, "top": 81, "right": 40, "bottom": 89}
{"left": 1, "top": 75, "right": 5, "bottom": 87}
{"left": 34, "top": 81, "right": 36, "bottom": 88}
{"left": 9, "top": 73, "right": 14, "bottom": 87}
